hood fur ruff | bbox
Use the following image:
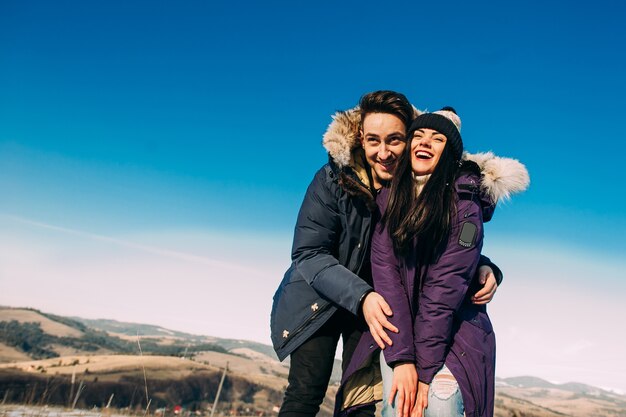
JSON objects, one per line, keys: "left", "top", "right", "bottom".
{"left": 463, "top": 151, "right": 530, "bottom": 203}
{"left": 322, "top": 107, "right": 362, "bottom": 169}
{"left": 322, "top": 106, "right": 529, "bottom": 202}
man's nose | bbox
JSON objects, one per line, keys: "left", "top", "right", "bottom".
{"left": 378, "top": 143, "right": 390, "bottom": 159}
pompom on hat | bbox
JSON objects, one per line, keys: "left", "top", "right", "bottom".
{"left": 408, "top": 106, "right": 463, "bottom": 160}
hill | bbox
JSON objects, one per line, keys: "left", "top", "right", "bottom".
{"left": 0, "top": 307, "right": 229, "bottom": 360}
{"left": 495, "top": 376, "right": 626, "bottom": 417}
{"left": 2, "top": 306, "right": 626, "bottom": 417}
{"left": 0, "top": 306, "right": 337, "bottom": 416}
{"left": 72, "top": 317, "right": 279, "bottom": 360}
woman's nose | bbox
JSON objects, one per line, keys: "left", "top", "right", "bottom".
{"left": 418, "top": 136, "right": 432, "bottom": 148}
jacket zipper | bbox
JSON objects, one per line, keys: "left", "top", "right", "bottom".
{"left": 355, "top": 167, "right": 376, "bottom": 275}
{"left": 354, "top": 216, "right": 372, "bottom": 276}
{"left": 450, "top": 346, "right": 482, "bottom": 415}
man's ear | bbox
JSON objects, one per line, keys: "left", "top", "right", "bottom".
{"left": 359, "top": 129, "right": 364, "bottom": 147}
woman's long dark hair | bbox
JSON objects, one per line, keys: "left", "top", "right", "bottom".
{"left": 382, "top": 134, "right": 462, "bottom": 265}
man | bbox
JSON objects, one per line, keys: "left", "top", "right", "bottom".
{"left": 270, "top": 91, "right": 501, "bottom": 417}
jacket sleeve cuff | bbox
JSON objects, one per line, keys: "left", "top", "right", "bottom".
{"left": 479, "top": 254, "right": 503, "bottom": 286}
{"left": 358, "top": 289, "right": 374, "bottom": 317}
{"left": 384, "top": 354, "right": 416, "bottom": 368}
{"left": 417, "top": 366, "right": 438, "bottom": 385}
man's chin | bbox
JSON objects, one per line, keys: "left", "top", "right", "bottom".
{"left": 374, "top": 170, "right": 393, "bottom": 186}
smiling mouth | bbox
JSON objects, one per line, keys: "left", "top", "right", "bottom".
{"left": 415, "top": 150, "right": 433, "bottom": 160}
{"left": 378, "top": 160, "right": 396, "bottom": 170}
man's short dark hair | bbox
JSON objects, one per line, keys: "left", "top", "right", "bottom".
{"left": 359, "top": 90, "right": 414, "bottom": 128}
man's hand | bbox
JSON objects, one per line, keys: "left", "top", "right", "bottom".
{"left": 362, "top": 292, "right": 398, "bottom": 349}
{"left": 389, "top": 363, "right": 417, "bottom": 417}
{"left": 411, "top": 381, "right": 429, "bottom": 417}
{"left": 471, "top": 265, "right": 498, "bottom": 305}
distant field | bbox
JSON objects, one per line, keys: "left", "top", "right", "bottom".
{"left": 0, "top": 342, "right": 31, "bottom": 363}
{"left": 0, "top": 352, "right": 287, "bottom": 390}
{"left": 0, "top": 309, "right": 83, "bottom": 338}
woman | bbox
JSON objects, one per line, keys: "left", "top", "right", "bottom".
{"left": 372, "top": 108, "right": 529, "bottom": 417}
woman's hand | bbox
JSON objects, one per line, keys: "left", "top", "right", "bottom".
{"left": 411, "top": 381, "right": 429, "bottom": 417}
{"left": 389, "top": 363, "right": 417, "bottom": 417}
{"left": 471, "top": 265, "right": 498, "bottom": 304}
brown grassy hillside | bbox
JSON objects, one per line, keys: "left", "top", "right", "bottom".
{"left": 1, "top": 307, "right": 625, "bottom": 417}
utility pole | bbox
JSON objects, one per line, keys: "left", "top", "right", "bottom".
{"left": 210, "top": 362, "right": 228, "bottom": 417}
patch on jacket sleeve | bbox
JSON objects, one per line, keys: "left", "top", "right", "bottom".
{"left": 458, "top": 222, "right": 478, "bottom": 248}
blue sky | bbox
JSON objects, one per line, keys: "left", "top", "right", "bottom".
{"left": 1, "top": 0, "right": 625, "bottom": 392}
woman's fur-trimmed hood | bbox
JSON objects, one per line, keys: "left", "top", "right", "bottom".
{"left": 464, "top": 151, "right": 530, "bottom": 204}
{"left": 322, "top": 106, "right": 529, "bottom": 204}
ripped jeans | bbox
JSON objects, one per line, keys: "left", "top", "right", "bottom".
{"left": 380, "top": 351, "right": 464, "bottom": 417}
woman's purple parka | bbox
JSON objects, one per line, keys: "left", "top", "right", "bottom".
{"left": 337, "top": 155, "right": 530, "bottom": 417}
{"left": 378, "top": 171, "right": 495, "bottom": 417}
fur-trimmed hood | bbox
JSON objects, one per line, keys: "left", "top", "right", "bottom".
{"left": 463, "top": 151, "right": 530, "bottom": 204}
{"left": 322, "top": 107, "right": 373, "bottom": 205}
{"left": 322, "top": 106, "right": 529, "bottom": 205}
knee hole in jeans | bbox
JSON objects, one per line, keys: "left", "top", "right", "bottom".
{"left": 430, "top": 373, "right": 459, "bottom": 400}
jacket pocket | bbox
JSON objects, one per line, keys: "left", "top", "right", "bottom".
{"left": 270, "top": 273, "right": 331, "bottom": 351}
{"left": 457, "top": 305, "right": 493, "bottom": 335}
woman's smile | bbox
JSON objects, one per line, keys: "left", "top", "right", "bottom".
{"left": 411, "top": 128, "right": 447, "bottom": 175}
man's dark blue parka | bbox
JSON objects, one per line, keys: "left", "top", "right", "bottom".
{"left": 270, "top": 108, "right": 379, "bottom": 361}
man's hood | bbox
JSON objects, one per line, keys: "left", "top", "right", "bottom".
{"left": 322, "top": 107, "right": 371, "bottom": 188}
{"left": 322, "top": 107, "right": 362, "bottom": 168}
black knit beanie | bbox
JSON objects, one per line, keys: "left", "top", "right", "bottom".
{"left": 408, "top": 106, "right": 463, "bottom": 160}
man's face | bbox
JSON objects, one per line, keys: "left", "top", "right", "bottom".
{"left": 360, "top": 113, "right": 407, "bottom": 188}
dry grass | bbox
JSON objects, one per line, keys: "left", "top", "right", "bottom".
{"left": 0, "top": 404, "right": 129, "bottom": 417}
{"left": 106, "top": 332, "right": 186, "bottom": 346}
{"left": 495, "top": 391, "right": 567, "bottom": 417}
{"left": 189, "top": 351, "right": 288, "bottom": 391}
{"left": 0, "top": 309, "right": 83, "bottom": 338}
{"left": 496, "top": 386, "right": 626, "bottom": 417}
{"left": 0, "top": 354, "right": 206, "bottom": 376}
{"left": 0, "top": 343, "right": 31, "bottom": 363}
{"left": 0, "top": 352, "right": 288, "bottom": 392}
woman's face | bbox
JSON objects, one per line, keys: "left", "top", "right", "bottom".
{"left": 410, "top": 128, "right": 447, "bottom": 176}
